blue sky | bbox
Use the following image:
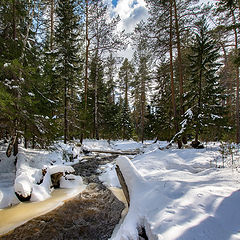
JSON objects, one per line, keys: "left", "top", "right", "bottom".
{"left": 112, "top": 0, "right": 118, "bottom": 7}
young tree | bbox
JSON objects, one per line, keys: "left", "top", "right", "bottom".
{"left": 187, "top": 18, "right": 226, "bottom": 145}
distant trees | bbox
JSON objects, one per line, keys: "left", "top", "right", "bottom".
{"left": 118, "top": 58, "right": 134, "bottom": 139}
{"left": 83, "top": 0, "right": 124, "bottom": 140}
{"left": 214, "top": 0, "right": 240, "bottom": 143}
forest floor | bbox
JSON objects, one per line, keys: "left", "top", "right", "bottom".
{"left": 1, "top": 140, "right": 240, "bottom": 239}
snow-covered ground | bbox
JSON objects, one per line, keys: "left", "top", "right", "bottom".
{"left": 1, "top": 139, "right": 240, "bottom": 239}
{"left": 101, "top": 141, "right": 240, "bottom": 240}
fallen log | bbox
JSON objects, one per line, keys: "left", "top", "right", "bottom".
{"left": 87, "top": 149, "right": 140, "bottom": 155}
{"left": 115, "top": 165, "right": 130, "bottom": 207}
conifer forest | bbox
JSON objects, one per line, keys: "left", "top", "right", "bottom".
{"left": 0, "top": 0, "right": 240, "bottom": 149}
{"left": 2, "top": 1, "right": 240, "bottom": 239}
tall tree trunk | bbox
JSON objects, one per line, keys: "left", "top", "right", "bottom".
{"left": 173, "top": 0, "right": 186, "bottom": 144}
{"left": 24, "top": 123, "right": 28, "bottom": 149}
{"left": 81, "top": 0, "right": 90, "bottom": 144}
{"left": 12, "top": 0, "right": 16, "bottom": 40}
{"left": 50, "top": 0, "right": 54, "bottom": 50}
{"left": 125, "top": 72, "right": 128, "bottom": 106}
{"left": 32, "top": 135, "right": 35, "bottom": 149}
{"left": 85, "top": 0, "right": 89, "bottom": 112}
{"left": 13, "top": 133, "right": 18, "bottom": 156}
{"left": 169, "top": 0, "right": 182, "bottom": 149}
{"left": 94, "top": 58, "right": 99, "bottom": 140}
{"left": 140, "top": 74, "right": 146, "bottom": 144}
{"left": 7, "top": 0, "right": 18, "bottom": 158}
{"left": 231, "top": 9, "right": 240, "bottom": 143}
{"left": 195, "top": 67, "right": 203, "bottom": 143}
{"left": 6, "top": 133, "right": 17, "bottom": 157}
{"left": 64, "top": 78, "right": 68, "bottom": 144}
{"left": 93, "top": 6, "right": 100, "bottom": 140}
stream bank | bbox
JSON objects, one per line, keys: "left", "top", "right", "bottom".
{"left": 0, "top": 155, "right": 125, "bottom": 240}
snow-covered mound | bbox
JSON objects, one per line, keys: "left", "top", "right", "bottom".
{"left": 99, "top": 143, "right": 240, "bottom": 240}
{"left": 0, "top": 143, "right": 84, "bottom": 209}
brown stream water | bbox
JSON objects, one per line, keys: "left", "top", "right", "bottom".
{"left": 0, "top": 186, "right": 86, "bottom": 236}
{"left": 0, "top": 155, "right": 126, "bottom": 240}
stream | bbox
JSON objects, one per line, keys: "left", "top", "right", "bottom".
{"left": 0, "top": 155, "right": 127, "bottom": 240}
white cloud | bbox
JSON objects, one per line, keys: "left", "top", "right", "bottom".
{"left": 112, "top": 0, "right": 148, "bottom": 32}
{"left": 104, "top": 0, "right": 148, "bottom": 59}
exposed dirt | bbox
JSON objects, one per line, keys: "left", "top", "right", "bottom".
{"left": 1, "top": 155, "right": 125, "bottom": 240}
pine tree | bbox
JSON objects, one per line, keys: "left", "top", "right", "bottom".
{"left": 187, "top": 17, "right": 226, "bottom": 145}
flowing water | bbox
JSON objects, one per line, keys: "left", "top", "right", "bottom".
{"left": 0, "top": 186, "right": 86, "bottom": 236}
{"left": 0, "top": 155, "right": 126, "bottom": 240}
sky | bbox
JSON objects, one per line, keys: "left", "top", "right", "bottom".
{"left": 110, "top": 0, "right": 210, "bottom": 31}
{"left": 109, "top": 0, "right": 210, "bottom": 59}
{"left": 112, "top": 0, "right": 118, "bottom": 7}
{"left": 110, "top": 0, "right": 148, "bottom": 32}
{"left": 108, "top": 0, "right": 148, "bottom": 58}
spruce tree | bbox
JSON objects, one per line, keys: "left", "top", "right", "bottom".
{"left": 187, "top": 17, "right": 226, "bottom": 145}
{"left": 151, "top": 61, "right": 174, "bottom": 141}
{"left": 118, "top": 58, "right": 134, "bottom": 139}
{"left": 54, "top": 0, "right": 81, "bottom": 143}
{"left": 0, "top": 0, "right": 45, "bottom": 152}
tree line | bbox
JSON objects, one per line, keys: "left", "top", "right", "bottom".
{"left": 0, "top": 0, "right": 239, "bottom": 153}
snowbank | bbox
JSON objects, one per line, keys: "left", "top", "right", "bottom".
{"left": 0, "top": 142, "right": 85, "bottom": 209}
{"left": 110, "top": 143, "right": 240, "bottom": 240}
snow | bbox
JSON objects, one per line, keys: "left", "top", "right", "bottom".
{"left": 211, "top": 114, "right": 223, "bottom": 120}
{"left": 99, "top": 163, "right": 121, "bottom": 188}
{"left": 3, "top": 63, "right": 10, "bottom": 67}
{"left": 0, "top": 142, "right": 85, "bottom": 209}
{"left": 28, "top": 92, "right": 35, "bottom": 97}
{"left": 83, "top": 139, "right": 113, "bottom": 151}
{"left": 1, "top": 139, "right": 240, "bottom": 239}
{"left": 14, "top": 174, "right": 32, "bottom": 198}
{"left": 112, "top": 140, "right": 142, "bottom": 151}
{"left": 99, "top": 141, "right": 240, "bottom": 240}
